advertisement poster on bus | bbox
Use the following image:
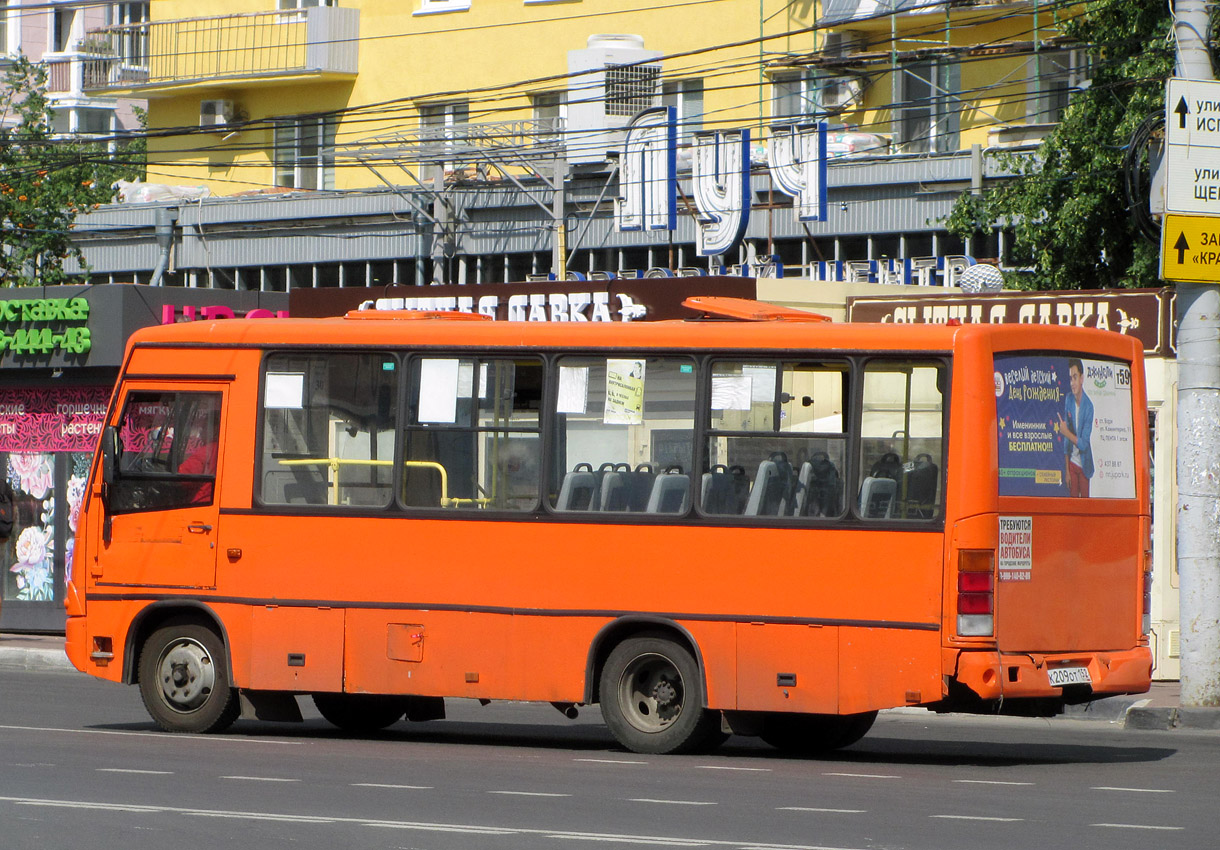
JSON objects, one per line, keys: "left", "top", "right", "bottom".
{"left": 995, "top": 354, "right": 1135, "bottom": 498}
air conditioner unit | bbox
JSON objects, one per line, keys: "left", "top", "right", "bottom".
{"left": 819, "top": 76, "right": 863, "bottom": 110}
{"left": 821, "top": 30, "right": 864, "bottom": 58}
{"left": 567, "top": 34, "right": 664, "bottom": 165}
{"left": 200, "top": 99, "right": 235, "bottom": 128}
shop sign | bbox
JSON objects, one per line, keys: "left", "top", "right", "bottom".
{"left": 0, "top": 297, "right": 91, "bottom": 356}
{"left": 0, "top": 386, "right": 109, "bottom": 453}
{"left": 846, "top": 289, "right": 1171, "bottom": 355}
{"left": 161, "top": 304, "right": 289, "bottom": 323}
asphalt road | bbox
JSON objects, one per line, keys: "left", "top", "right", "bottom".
{"left": 1, "top": 668, "right": 1216, "bottom": 850}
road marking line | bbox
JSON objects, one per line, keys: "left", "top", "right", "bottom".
{"left": 1092, "top": 823, "right": 1184, "bottom": 831}
{"left": 351, "top": 783, "right": 432, "bottom": 790}
{"left": 0, "top": 724, "right": 301, "bottom": 745}
{"left": 96, "top": 769, "right": 172, "bottom": 775}
{"left": 574, "top": 758, "right": 648, "bottom": 766}
{"left": 0, "top": 795, "right": 876, "bottom": 850}
{"left": 777, "top": 807, "right": 866, "bottom": 814}
{"left": 1091, "top": 786, "right": 1175, "bottom": 794}
{"left": 695, "top": 766, "right": 771, "bottom": 772}
{"left": 628, "top": 799, "right": 717, "bottom": 806}
{"left": 489, "top": 791, "right": 572, "bottom": 798}
{"left": 952, "top": 780, "right": 1033, "bottom": 786}
{"left": 823, "top": 773, "right": 900, "bottom": 780}
{"left": 221, "top": 776, "right": 300, "bottom": 783}
{"left": 930, "top": 815, "right": 1023, "bottom": 822}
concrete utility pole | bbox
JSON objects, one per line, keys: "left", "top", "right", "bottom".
{"left": 1173, "top": 0, "right": 1220, "bottom": 706}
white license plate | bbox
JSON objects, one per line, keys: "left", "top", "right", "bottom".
{"left": 1048, "top": 666, "right": 1092, "bottom": 687}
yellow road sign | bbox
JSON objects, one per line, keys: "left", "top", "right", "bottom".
{"left": 1161, "top": 213, "right": 1220, "bottom": 283}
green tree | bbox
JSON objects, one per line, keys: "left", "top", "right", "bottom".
{"left": 945, "top": 2, "right": 1173, "bottom": 290}
{"left": 0, "top": 54, "right": 145, "bottom": 287}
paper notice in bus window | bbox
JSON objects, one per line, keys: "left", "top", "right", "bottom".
{"left": 742, "top": 364, "right": 776, "bottom": 403}
{"left": 557, "top": 366, "right": 589, "bottom": 414}
{"left": 998, "top": 515, "right": 1033, "bottom": 581}
{"left": 994, "top": 354, "right": 1135, "bottom": 498}
{"left": 265, "top": 372, "right": 304, "bottom": 409}
{"left": 419, "top": 359, "right": 460, "bottom": 423}
{"left": 604, "top": 359, "right": 645, "bottom": 425}
{"left": 711, "top": 376, "right": 751, "bottom": 410}
{"left": 457, "top": 361, "right": 475, "bottom": 398}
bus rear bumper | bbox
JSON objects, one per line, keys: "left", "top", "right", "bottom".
{"left": 950, "top": 648, "right": 1153, "bottom": 704}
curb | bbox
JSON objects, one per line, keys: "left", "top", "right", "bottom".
{"left": 0, "top": 647, "right": 73, "bottom": 673}
{"left": 1125, "top": 704, "right": 1220, "bottom": 731}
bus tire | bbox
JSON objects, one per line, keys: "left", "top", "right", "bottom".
{"left": 138, "top": 622, "right": 239, "bottom": 734}
{"left": 759, "top": 710, "right": 877, "bottom": 754}
{"left": 599, "top": 635, "right": 718, "bottom": 755}
{"left": 312, "top": 693, "right": 406, "bottom": 733}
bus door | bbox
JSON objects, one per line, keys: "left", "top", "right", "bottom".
{"left": 98, "top": 385, "right": 227, "bottom": 589}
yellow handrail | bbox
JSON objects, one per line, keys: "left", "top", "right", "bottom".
{"left": 276, "top": 456, "right": 489, "bottom": 508}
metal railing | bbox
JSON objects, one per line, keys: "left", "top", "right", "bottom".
{"left": 82, "top": 6, "right": 358, "bottom": 92}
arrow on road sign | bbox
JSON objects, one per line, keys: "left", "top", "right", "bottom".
{"left": 1176, "top": 231, "right": 1190, "bottom": 263}
{"left": 1177, "top": 96, "right": 1191, "bottom": 129}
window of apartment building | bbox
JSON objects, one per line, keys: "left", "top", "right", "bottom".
{"left": 51, "top": 5, "right": 78, "bottom": 53}
{"left": 415, "top": 0, "right": 472, "bottom": 15}
{"left": 899, "top": 60, "right": 960, "bottom": 153}
{"left": 662, "top": 78, "right": 703, "bottom": 141}
{"left": 532, "top": 91, "right": 566, "bottom": 145}
{"left": 420, "top": 100, "right": 470, "bottom": 169}
{"left": 1031, "top": 49, "right": 1088, "bottom": 125}
{"left": 278, "top": 0, "right": 335, "bottom": 8}
{"left": 105, "top": 2, "right": 149, "bottom": 65}
{"left": 770, "top": 71, "right": 860, "bottom": 121}
{"left": 1, "top": 0, "right": 10, "bottom": 57}
{"left": 52, "top": 106, "right": 114, "bottom": 136}
{"left": 273, "top": 117, "right": 336, "bottom": 191}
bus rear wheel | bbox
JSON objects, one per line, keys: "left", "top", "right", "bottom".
{"left": 312, "top": 693, "right": 406, "bottom": 733}
{"left": 599, "top": 635, "right": 719, "bottom": 755}
{"left": 759, "top": 710, "right": 877, "bottom": 754}
{"left": 138, "top": 622, "right": 239, "bottom": 734}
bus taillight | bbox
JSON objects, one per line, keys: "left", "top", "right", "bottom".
{"left": 957, "top": 550, "right": 995, "bottom": 637}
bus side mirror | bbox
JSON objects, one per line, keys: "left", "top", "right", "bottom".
{"left": 101, "top": 426, "right": 118, "bottom": 487}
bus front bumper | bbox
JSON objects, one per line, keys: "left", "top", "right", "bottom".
{"left": 951, "top": 647, "right": 1153, "bottom": 703}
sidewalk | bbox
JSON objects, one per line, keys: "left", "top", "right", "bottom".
{"left": 1, "top": 633, "right": 1217, "bottom": 731}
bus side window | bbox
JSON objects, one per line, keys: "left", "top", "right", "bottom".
{"left": 550, "top": 357, "right": 696, "bottom": 515}
{"left": 857, "top": 360, "right": 946, "bottom": 520}
{"left": 110, "top": 391, "right": 224, "bottom": 513}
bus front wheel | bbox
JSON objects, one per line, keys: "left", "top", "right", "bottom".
{"left": 599, "top": 635, "right": 719, "bottom": 754}
{"left": 138, "top": 622, "right": 239, "bottom": 734}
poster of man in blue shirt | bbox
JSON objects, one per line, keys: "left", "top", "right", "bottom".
{"left": 1058, "top": 358, "right": 1094, "bottom": 497}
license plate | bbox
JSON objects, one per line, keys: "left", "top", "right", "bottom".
{"left": 1048, "top": 666, "right": 1092, "bottom": 687}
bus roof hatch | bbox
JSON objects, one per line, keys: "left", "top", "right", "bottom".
{"left": 681, "top": 296, "right": 832, "bottom": 323}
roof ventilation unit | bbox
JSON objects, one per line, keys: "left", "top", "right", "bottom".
{"left": 567, "top": 34, "right": 663, "bottom": 165}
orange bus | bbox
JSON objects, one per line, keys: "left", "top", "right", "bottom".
{"left": 65, "top": 299, "right": 1153, "bottom": 754}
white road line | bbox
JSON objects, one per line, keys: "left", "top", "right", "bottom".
{"left": 1091, "top": 786, "right": 1175, "bottom": 794}
{"left": 489, "top": 791, "right": 572, "bottom": 798}
{"left": 930, "top": 815, "right": 1023, "bottom": 822}
{"left": 0, "top": 795, "right": 878, "bottom": 850}
{"left": 823, "top": 772, "right": 900, "bottom": 780}
{"left": 777, "top": 807, "right": 866, "bottom": 814}
{"left": 220, "top": 776, "right": 301, "bottom": 783}
{"left": 1092, "top": 823, "right": 1184, "bottom": 831}
{"left": 952, "top": 780, "right": 1034, "bottom": 786}
{"left": 573, "top": 758, "right": 648, "bottom": 765}
{"left": 695, "top": 766, "right": 771, "bottom": 772}
{"left": 0, "top": 724, "right": 302, "bottom": 745}
{"left": 95, "top": 769, "right": 173, "bottom": 775}
{"left": 351, "top": 783, "right": 432, "bottom": 790}
{"left": 628, "top": 799, "right": 717, "bottom": 806}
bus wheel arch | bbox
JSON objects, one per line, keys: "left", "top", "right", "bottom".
{"left": 586, "top": 617, "right": 708, "bottom": 706}
{"left": 130, "top": 606, "right": 240, "bottom": 734}
{"left": 124, "top": 601, "right": 233, "bottom": 686}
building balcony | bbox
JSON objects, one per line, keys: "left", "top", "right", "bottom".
{"left": 81, "top": 6, "right": 359, "bottom": 96}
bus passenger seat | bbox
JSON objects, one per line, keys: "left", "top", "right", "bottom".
{"left": 556, "top": 465, "right": 599, "bottom": 511}
{"left": 744, "top": 461, "right": 781, "bottom": 516}
{"left": 599, "top": 467, "right": 631, "bottom": 511}
{"left": 646, "top": 472, "right": 690, "bottom": 514}
{"left": 859, "top": 476, "right": 897, "bottom": 519}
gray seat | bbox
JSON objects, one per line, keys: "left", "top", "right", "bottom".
{"left": 556, "top": 470, "right": 599, "bottom": 511}
{"left": 744, "top": 460, "right": 783, "bottom": 516}
{"left": 859, "top": 476, "right": 897, "bottom": 519}
{"left": 645, "top": 473, "right": 690, "bottom": 514}
{"left": 599, "top": 470, "right": 631, "bottom": 511}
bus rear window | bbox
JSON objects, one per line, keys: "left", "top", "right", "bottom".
{"left": 995, "top": 354, "right": 1135, "bottom": 498}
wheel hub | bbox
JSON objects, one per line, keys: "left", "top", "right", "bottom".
{"left": 156, "top": 638, "right": 215, "bottom": 713}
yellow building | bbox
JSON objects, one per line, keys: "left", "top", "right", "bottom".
{"left": 80, "top": 0, "right": 1081, "bottom": 195}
